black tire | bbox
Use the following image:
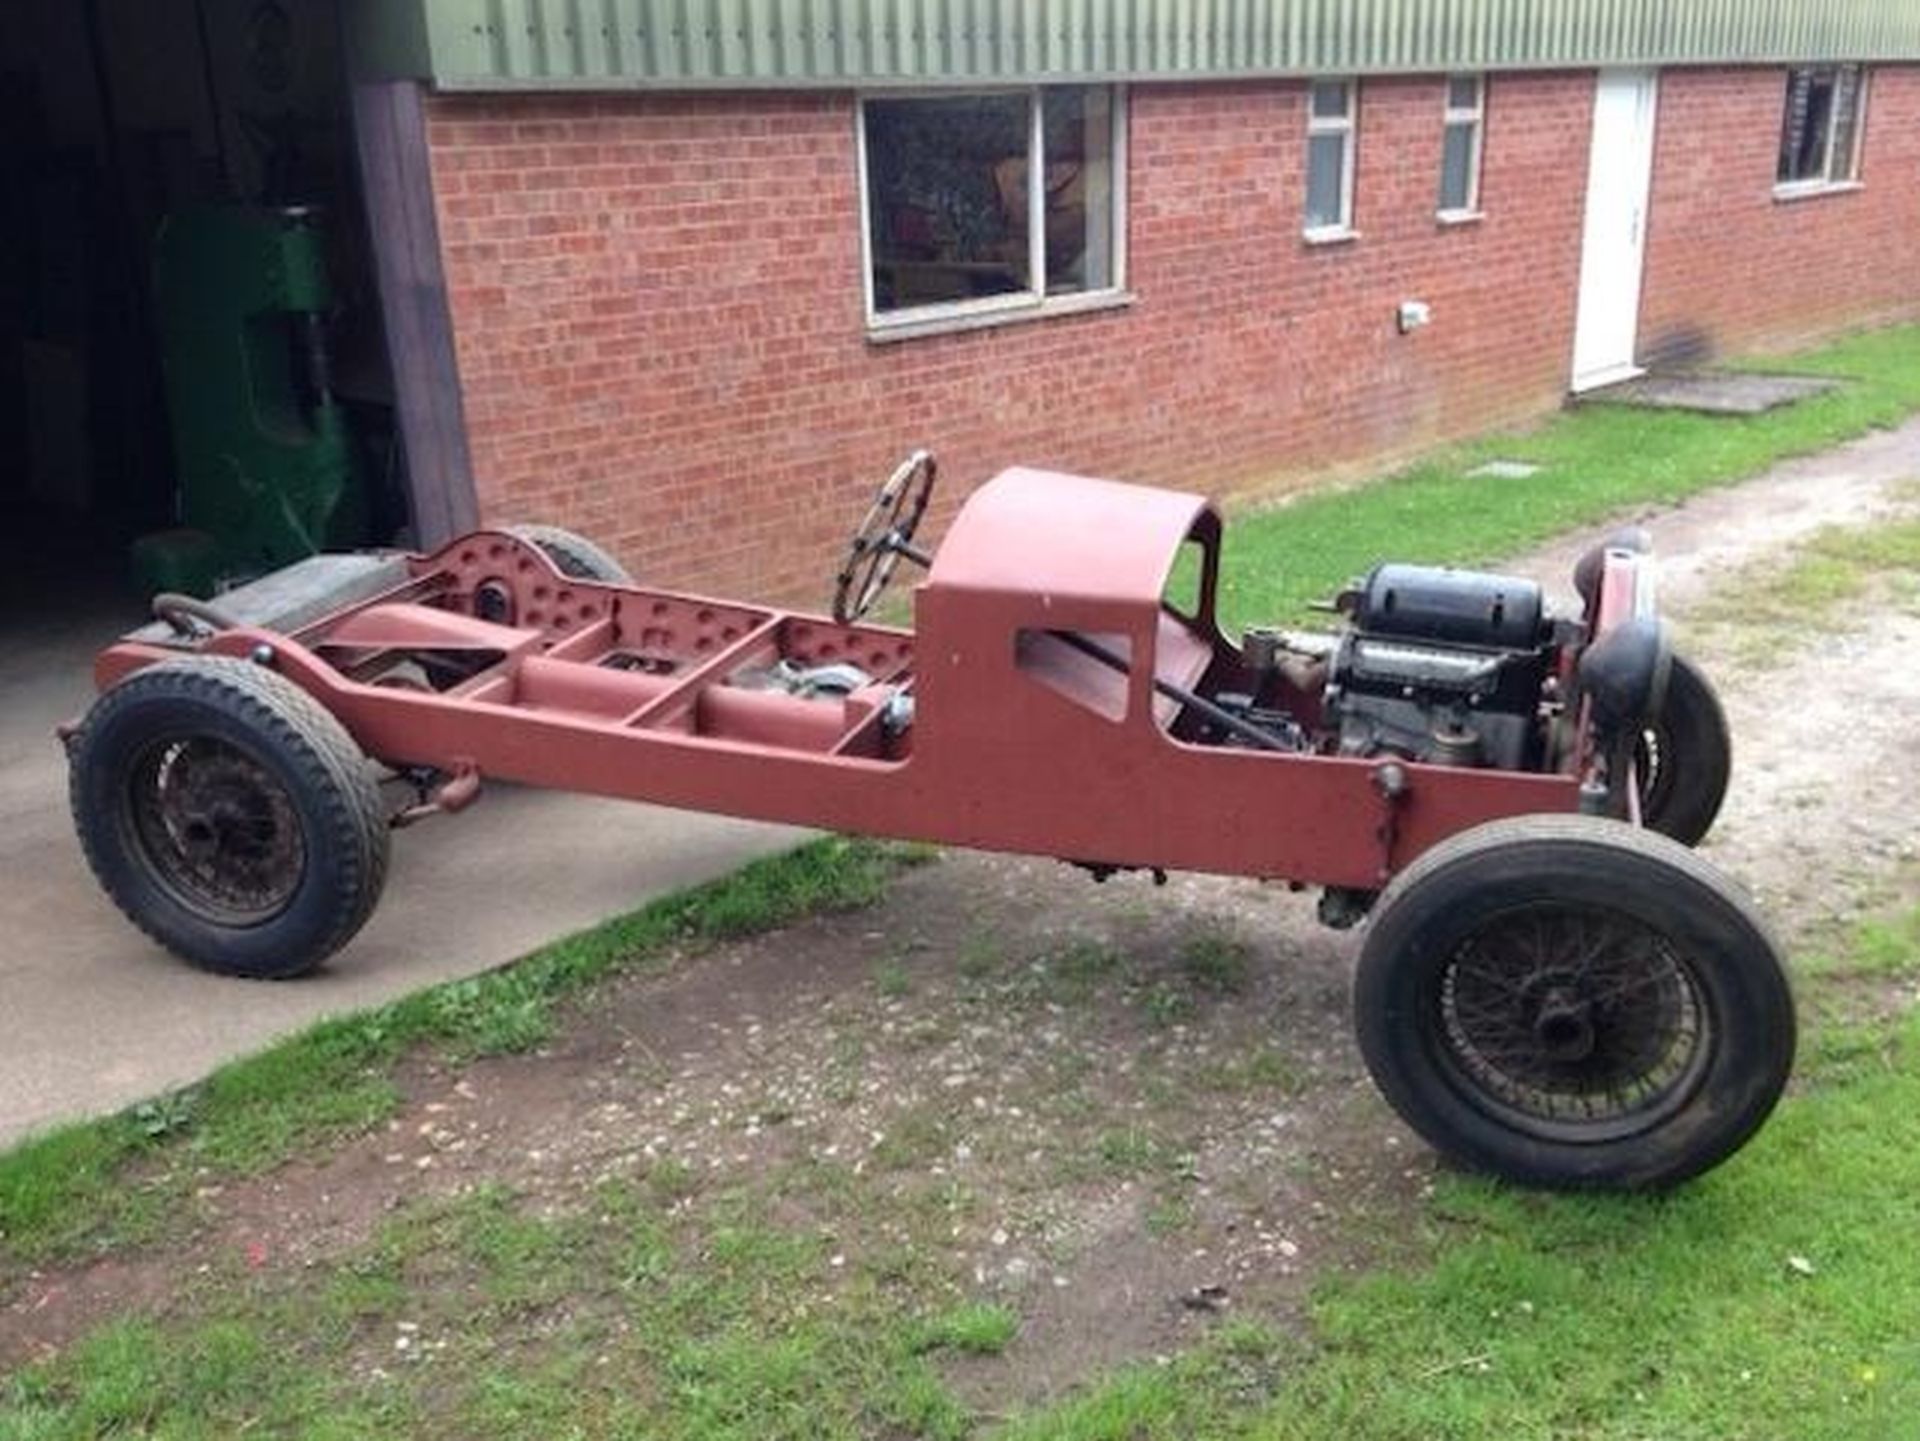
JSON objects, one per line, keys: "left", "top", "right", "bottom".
{"left": 1353, "top": 815, "right": 1794, "bottom": 1190}
{"left": 505, "top": 523, "right": 633, "bottom": 584}
{"left": 1636, "top": 650, "right": 1730, "bottom": 847}
{"left": 68, "top": 657, "right": 390, "bottom": 979}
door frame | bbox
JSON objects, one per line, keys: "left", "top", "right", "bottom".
{"left": 1570, "top": 67, "right": 1660, "bottom": 393}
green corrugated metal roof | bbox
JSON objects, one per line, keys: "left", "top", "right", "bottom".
{"left": 347, "top": 0, "right": 1920, "bottom": 89}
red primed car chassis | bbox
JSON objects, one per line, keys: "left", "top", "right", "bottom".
{"left": 68, "top": 457, "right": 1795, "bottom": 1190}
{"left": 97, "top": 469, "right": 1577, "bottom": 889}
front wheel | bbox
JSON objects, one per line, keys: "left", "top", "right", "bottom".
{"left": 1353, "top": 815, "right": 1793, "bottom": 1190}
{"left": 68, "top": 657, "right": 390, "bottom": 979}
{"left": 1635, "top": 650, "right": 1730, "bottom": 847}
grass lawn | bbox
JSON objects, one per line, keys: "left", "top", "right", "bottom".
{"left": 4, "top": 894, "right": 1915, "bottom": 1440}
{"left": 3, "top": 1173, "right": 1027, "bottom": 1439}
{"left": 5, "top": 321, "right": 1920, "bottom": 1436}
{"left": 1210, "top": 322, "right": 1920, "bottom": 630}
{"left": 997, "top": 900, "right": 1920, "bottom": 1441}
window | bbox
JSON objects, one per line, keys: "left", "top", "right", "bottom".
{"left": 1304, "top": 79, "right": 1357, "bottom": 236}
{"left": 1438, "top": 74, "right": 1485, "bottom": 216}
{"left": 861, "top": 87, "right": 1123, "bottom": 327}
{"left": 1777, "top": 65, "right": 1867, "bottom": 189}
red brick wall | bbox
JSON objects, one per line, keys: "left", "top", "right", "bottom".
{"left": 1640, "top": 65, "right": 1920, "bottom": 364}
{"left": 424, "top": 64, "right": 1914, "bottom": 602}
{"left": 424, "top": 73, "right": 1597, "bottom": 599}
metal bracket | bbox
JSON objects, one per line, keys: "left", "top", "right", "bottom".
{"left": 1372, "top": 760, "right": 1410, "bottom": 881}
{"left": 391, "top": 759, "right": 482, "bottom": 828}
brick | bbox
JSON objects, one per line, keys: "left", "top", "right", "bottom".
{"left": 1640, "top": 66, "right": 1920, "bottom": 362}
{"left": 425, "top": 68, "right": 1920, "bottom": 603}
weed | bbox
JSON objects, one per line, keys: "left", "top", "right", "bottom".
{"left": 1145, "top": 1193, "right": 1196, "bottom": 1236}
{"left": 1696, "top": 512, "right": 1920, "bottom": 662}
{"left": 958, "top": 928, "right": 1004, "bottom": 980}
{"left": 873, "top": 954, "right": 913, "bottom": 998}
{"left": 1045, "top": 937, "right": 1126, "bottom": 1003}
{"left": 1180, "top": 931, "right": 1253, "bottom": 996}
{"left": 1853, "top": 908, "right": 1920, "bottom": 977}
{"left": 1197, "top": 1045, "right": 1305, "bottom": 1095}
{"left": 645, "top": 1156, "right": 698, "bottom": 1206}
{"left": 1141, "top": 984, "right": 1197, "bottom": 1027}
{"left": 129, "top": 1091, "right": 196, "bottom": 1142}
{"left": 1096, "top": 1126, "right": 1163, "bottom": 1174}
{"left": 874, "top": 1103, "right": 953, "bottom": 1171}
{"left": 912, "top": 1301, "right": 1021, "bottom": 1356}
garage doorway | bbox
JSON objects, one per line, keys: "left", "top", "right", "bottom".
{"left": 0, "top": 0, "right": 406, "bottom": 610}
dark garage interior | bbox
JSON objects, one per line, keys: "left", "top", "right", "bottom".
{"left": 0, "top": 0, "right": 402, "bottom": 611}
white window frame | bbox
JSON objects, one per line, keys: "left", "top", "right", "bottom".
{"left": 1437, "top": 73, "right": 1486, "bottom": 221}
{"left": 1774, "top": 64, "right": 1870, "bottom": 199}
{"left": 856, "top": 85, "right": 1130, "bottom": 339}
{"left": 1303, "top": 77, "right": 1358, "bottom": 242}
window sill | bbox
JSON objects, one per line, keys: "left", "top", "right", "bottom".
{"left": 1772, "top": 179, "right": 1864, "bottom": 203}
{"left": 865, "top": 289, "right": 1135, "bottom": 345}
{"left": 1302, "top": 226, "right": 1361, "bottom": 247}
{"left": 1436, "top": 208, "right": 1486, "bottom": 227}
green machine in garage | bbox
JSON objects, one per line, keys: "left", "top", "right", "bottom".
{"left": 133, "top": 205, "right": 365, "bottom": 597}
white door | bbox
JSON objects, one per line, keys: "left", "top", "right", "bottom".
{"left": 1571, "top": 69, "right": 1659, "bottom": 391}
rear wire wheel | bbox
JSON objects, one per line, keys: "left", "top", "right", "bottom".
{"left": 1634, "top": 650, "right": 1730, "bottom": 847}
{"left": 1354, "top": 815, "right": 1793, "bottom": 1189}
{"left": 69, "top": 657, "right": 389, "bottom": 979}
{"left": 505, "top": 524, "right": 634, "bottom": 584}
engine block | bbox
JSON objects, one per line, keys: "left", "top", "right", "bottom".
{"left": 1326, "top": 564, "right": 1554, "bottom": 771}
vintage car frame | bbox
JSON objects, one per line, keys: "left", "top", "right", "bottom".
{"left": 66, "top": 457, "right": 1796, "bottom": 1192}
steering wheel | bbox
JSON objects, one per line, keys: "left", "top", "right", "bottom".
{"left": 832, "top": 450, "right": 936, "bottom": 623}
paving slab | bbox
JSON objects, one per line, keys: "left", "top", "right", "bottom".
{"left": 0, "top": 594, "right": 804, "bottom": 1147}
{"left": 1579, "top": 369, "right": 1838, "bottom": 415}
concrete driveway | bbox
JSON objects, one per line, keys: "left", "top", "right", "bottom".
{"left": 0, "top": 592, "right": 802, "bottom": 1148}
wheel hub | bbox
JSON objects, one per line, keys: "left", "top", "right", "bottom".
{"left": 129, "top": 735, "right": 306, "bottom": 924}
{"left": 1436, "top": 900, "right": 1710, "bottom": 1135}
{"left": 179, "top": 794, "right": 268, "bottom": 859}
{"left": 1531, "top": 988, "right": 1596, "bottom": 1062}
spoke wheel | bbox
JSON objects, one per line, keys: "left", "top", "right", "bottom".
{"left": 127, "top": 735, "right": 306, "bottom": 926}
{"left": 70, "top": 657, "right": 389, "bottom": 979}
{"left": 1435, "top": 901, "right": 1709, "bottom": 1143}
{"left": 1354, "top": 816, "right": 1794, "bottom": 1190}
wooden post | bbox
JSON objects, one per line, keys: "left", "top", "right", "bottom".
{"left": 348, "top": 79, "right": 479, "bottom": 547}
